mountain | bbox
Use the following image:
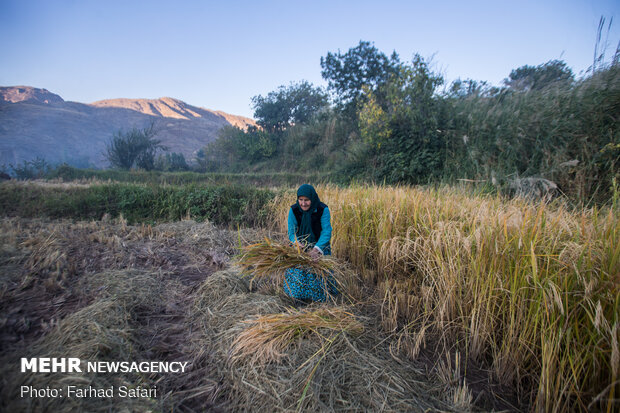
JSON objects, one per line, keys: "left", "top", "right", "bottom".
{"left": 0, "top": 86, "right": 256, "bottom": 168}
{"left": 1, "top": 86, "right": 64, "bottom": 105}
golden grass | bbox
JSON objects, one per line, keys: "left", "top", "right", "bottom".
{"left": 0, "top": 218, "right": 268, "bottom": 412}
{"left": 269, "top": 184, "right": 620, "bottom": 412}
{"left": 230, "top": 307, "right": 364, "bottom": 364}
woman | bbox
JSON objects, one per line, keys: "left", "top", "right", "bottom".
{"left": 284, "top": 184, "right": 337, "bottom": 302}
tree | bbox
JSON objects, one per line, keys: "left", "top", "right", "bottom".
{"left": 358, "top": 55, "right": 445, "bottom": 183}
{"left": 155, "top": 152, "right": 189, "bottom": 171}
{"left": 105, "top": 123, "right": 165, "bottom": 170}
{"left": 504, "top": 60, "right": 574, "bottom": 91}
{"left": 9, "top": 157, "right": 51, "bottom": 179}
{"left": 448, "top": 79, "right": 500, "bottom": 98}
{"left": 201, "top": 125, "right": 277, "bottom": 171}
{"left": 320, "top": 40, "right": 402, "bottom": 110}
{"left": 252, "top": 81, "right": 328, "bottom": 132}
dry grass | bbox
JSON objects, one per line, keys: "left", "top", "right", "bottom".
{"left": 0, "top": 269, "right": 165, "bottom": 413}
{"left": 236, "top": 238, "right": 362, "bottom": 301}
{"left": 188, "top": 268, "right": 453, "bottom": 412}
{"left": 194, "top": 267, "right": 250, "bottom": 307}
{"left": 0, "top": 217, "right": 268, "bottom": 412}
{"left": 3, "top": 180, "right": 616, "bottom": 411}
{"left": 230, "top": 307, "right": 364, "bottom": 364}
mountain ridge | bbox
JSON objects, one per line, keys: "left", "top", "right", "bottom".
{"left": 0, "top": 86, "right": 256, "bottom": 168}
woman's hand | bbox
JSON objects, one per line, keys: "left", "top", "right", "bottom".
{"left": 309, "top": 247, "right": 322, "bottom": 262}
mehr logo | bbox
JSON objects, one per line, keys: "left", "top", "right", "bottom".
{"left": 21, "top": 358, "right": 82, "bottom": 373}
{"left": 21, "top": 358, "right": 190, "bottom": 373}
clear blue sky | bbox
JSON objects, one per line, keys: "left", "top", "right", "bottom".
{"left": 1, "top": 0, "right": 618, "bottom": 118}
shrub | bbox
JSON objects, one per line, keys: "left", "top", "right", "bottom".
{"left": 9, "top": 157, "right": 51, "bottom": 180}
{"left": 105, "top": 123, "right": 165, "bottom": 170}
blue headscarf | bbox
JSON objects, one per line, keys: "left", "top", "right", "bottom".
{"left": 296, "top": 184, "right": 320, "bottom": 245}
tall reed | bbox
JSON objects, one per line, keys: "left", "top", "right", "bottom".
{"left": 270, "top": 184, "right": 619, "bottom": 411}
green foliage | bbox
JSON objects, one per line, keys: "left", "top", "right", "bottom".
{"left": 357, "top": 55, "right": 445, "bottom": 183}
{"left": 194, "top": 148, "right": 208, "bottom": 172}
{"left": 46, "top": 164, "right": 329, "bottom": 188}
{"left": 105, "top": 123, "right": 166, "bottom": 170}
{"left": 448, "top": 79, "right": 499, "bottom": 98}
{"left": 444, "top": 64, "right": 620, "bottom": 201}
{"left": 504, "top": 59, "right": 574, "bottom": 91}
{"left": 154, "top": 152, "right": 190, "bottom": 172}
{"left": 9, "top": 157, "right": 51, "bottom": 180}
{"left": 252, "top": 81, "right": 329, "bottom": 132}
{"left": 320, "top": 40, "right": 402, "bottom": 111}
{"left": 132, "top": 39, "right": 618, "bottom": 203}
{"left": 202, "top": 125, "right": 277, "bottom": 171}
{"left": 0, "top": 182, "right": 275, "bottom": 226}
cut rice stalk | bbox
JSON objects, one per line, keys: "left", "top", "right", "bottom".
{"left": 236, "top": 238, "right": 353, "bottom": 300}
{"left": 230, "top": 307, "right": 363, "bottom": 365}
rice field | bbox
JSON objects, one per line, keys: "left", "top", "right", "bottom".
{"left": 1, "top": 179, "right": 617, "bottom": 412}
{"left": 270, "top": 184, "right": 619, "bottom": 412}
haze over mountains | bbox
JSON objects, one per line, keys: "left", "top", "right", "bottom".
{"left": 0, "top": 86, "right": 256, "bottom": 168}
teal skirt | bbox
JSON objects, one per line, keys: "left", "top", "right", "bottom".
{"left": 283, "top": 268, "right": 339, "bottom": 302}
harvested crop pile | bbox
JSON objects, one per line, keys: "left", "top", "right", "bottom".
{"left": 0, "top": 217, "right": 263, "bottom": 350}
{"left": 230, "top": 307, "right": 364, "bottom": 364}
{"left": 189, "top": 268, "right": 453, "bottom": 412}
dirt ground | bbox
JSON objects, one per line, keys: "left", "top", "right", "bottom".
{"left": 0, "top": 217, "right": 516, "bottom": 412}
{"left": 0, "top": 218, "right": 260, "bottom": 411}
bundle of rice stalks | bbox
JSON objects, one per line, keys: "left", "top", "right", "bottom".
{"left": 236, "top": 238, "right": 358, "bottom": 300}
{"left": 238, "top": 238, "right": 337, "bottom": 279}
{"left": 230, "top": 307, "right": 364, "bottom": 364}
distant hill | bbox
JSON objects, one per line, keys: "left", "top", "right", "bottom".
{"left": 0, "top": 86, "right": 256, "bottom": 168}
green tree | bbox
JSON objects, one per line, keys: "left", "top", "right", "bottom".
{"left": 504, "top": 60, "right": 574, "bottom": 91}
{"left": 9, "top": 157, "right": 51, "bottom": 179}
{"left": 155, "top": 152, "right": 189, "bottom": 171}
{"left": 320, "top": 40, "right": 402, "bottom": 111}
{"left": 105, "top": 124, "right": 165, "bottom": 170}
{"left": 201, "top": 125, "right": 277, "bottom": 171}
{"left": 358, "top": 55, "right": 445, "bottom": 183}
{"left": 194, "top": 148, "right": 208, "bottom": 172}
{"left": 448, "top": 78, "right": 499, "bottom": 98}
{"left": 251, "top": 81, "right": 328, "bottom": 132}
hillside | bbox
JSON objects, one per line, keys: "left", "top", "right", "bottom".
{"left": 0, "top": 86, "right": 256, "bottom": 168}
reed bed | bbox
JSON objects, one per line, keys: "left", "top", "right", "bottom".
{"left": 270, "top": 184, "right": 619, "bottom": 412}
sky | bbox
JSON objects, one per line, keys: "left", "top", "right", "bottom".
{"left": 1, "top": 0, "right": 619, "bottom": 118}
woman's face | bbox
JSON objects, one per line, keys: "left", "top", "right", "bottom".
{"left": 298, "top": 196, "right": 311, "bottom": 211}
